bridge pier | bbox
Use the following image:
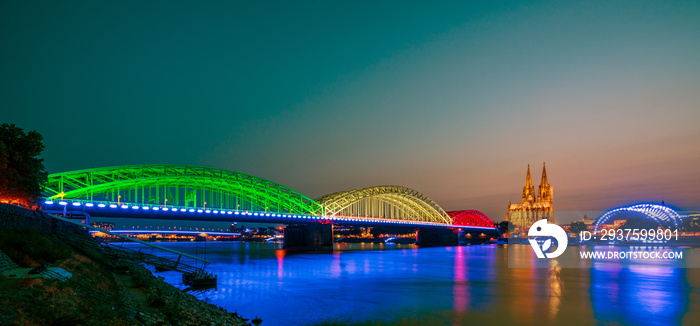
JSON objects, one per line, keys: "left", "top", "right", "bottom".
{"left": 416, "top": 228, "right": 458, "bottom": 247}
{"left": 283, "top": 224, "right": 334, "bottom": 251}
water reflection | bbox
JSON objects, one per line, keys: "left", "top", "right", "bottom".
{"left": 453, "top": 245, "right": 469, "bottom": 313}
{"left": 119, "top": 242, "right": 700, "bottom": 325}
{"left": 276, "top": 249, "right": 284, "bottom": 280}
{"left": 591, "top": 267, "right": 689, "bottom": 325}
{"left": 548, "top": 261, "right": 562, "bottom": 320}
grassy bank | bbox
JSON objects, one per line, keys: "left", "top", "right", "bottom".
{"left": 0, "top": 210, "right": 252, "bottom": 325}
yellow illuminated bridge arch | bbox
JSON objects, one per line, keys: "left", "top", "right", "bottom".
{"left": 315, "top": 186, "right": 451, "bottom": 224}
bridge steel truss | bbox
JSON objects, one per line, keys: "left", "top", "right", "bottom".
{"left": 315, "top": 186, "right": 452, "bottom": 224}
{"left": 593, "top": 203, "right": 684, "bottom": 231}
{"left": 43, "top": 165, "right": 323, "bottom": 215}
{"left": 447, "top": 210, "right": 495, "bottom": 228}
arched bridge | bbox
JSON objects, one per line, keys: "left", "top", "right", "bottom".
{"left": 316, "top": 186, "right": 451, "bottom": 224}
{"left": 42, "top": 164, "right": 496, "bottom": 230}
{"left": 44, "top": 165, "right": 322, "bottom": 215}
{"left": 447, "top": 210, "right": 495, "bottom": 228}
{"left": 594, "top": 204, "right": 685, "bottom": 230}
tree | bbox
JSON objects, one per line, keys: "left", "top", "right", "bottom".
{"left": 569, "top": 221, "right": 589, "bottom": 235}
{"left": 0, "top": 123, "right": 48, "bottom": 207}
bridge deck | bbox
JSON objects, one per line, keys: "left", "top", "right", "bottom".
{"left": 47, "top": 203, "right": 498, "bottom": 231}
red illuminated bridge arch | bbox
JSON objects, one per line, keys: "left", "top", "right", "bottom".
{"left": 447, "top": 210, "right": 495, "bottom": 227}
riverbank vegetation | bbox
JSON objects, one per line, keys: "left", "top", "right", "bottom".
{"left": 0, "top": 123, "right": 48, "bottom": 208}
{"left": 0, "top": 211, "right": 251, "bottom": 325}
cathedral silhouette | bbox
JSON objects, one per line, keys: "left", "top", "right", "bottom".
{"left": 507, "top": 163, "right": 554, "bottom": 235}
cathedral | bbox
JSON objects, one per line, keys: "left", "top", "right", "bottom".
{"left": 507, "top": 163, "right": 554, "bottom": 235}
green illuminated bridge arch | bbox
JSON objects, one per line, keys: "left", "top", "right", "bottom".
{"left": 44, "top": 165, "right": 323, "bottom": 215}
{"left": 44, "top": 165, "right": 454, "bottom": 225}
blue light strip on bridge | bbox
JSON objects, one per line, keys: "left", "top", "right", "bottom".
{"left": 45, "top": 199, "right": 497, "bottom": 230}
{"left": 92, "top": 229, "right": 242, "bottom": 236}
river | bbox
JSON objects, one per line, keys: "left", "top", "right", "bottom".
{"left": 122, "top": 241, "right": 700, "bottom": 325}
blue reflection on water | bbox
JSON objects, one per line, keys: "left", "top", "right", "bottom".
{"left": 119, "top": 241, "right": 697, "bottom": 326}
{"left": 590, "top": 267, "right": 689, "bottom": 325}
{"left": 451, "top": 244, "right": 497, "bottom": 313}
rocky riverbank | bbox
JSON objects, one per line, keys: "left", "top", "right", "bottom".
{"left": 0, "top": 204, "right": 253, "bottom": 325}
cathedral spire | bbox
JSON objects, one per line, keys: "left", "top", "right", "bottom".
{"left": 526, "top": 164, "right": 533, "bottom": 188}
{"left": 538, "top": 162, "right": 553, "bottom": 203}
{"left": 541, "top": 162, "right": 549, "bottom": 186}
{"left": 522, "top": 164, "right": 535, "bottom": 203}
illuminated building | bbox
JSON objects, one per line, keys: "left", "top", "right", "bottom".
{"left": 613, "top": 220, "right": 627, "bottom": 229}
{"left": 91, "top": 221, "right": 115, "bottom": 231}
{"left": 507, "top": 163, "right": 554, "bottom": 235}
{"left": 562, "top": 215, "right": 595, "bottom": 234}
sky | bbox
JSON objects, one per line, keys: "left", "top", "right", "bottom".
{"left": 2, "top": 0, "right": 699, "bottom": 223}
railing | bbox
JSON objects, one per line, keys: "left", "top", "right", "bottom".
{"left": 100, "top": 243, "right": 205, "bottom": 275}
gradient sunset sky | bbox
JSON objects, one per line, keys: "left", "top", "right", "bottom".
{"left": 2, "top": 1, "right": 699, "bottom": 221}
